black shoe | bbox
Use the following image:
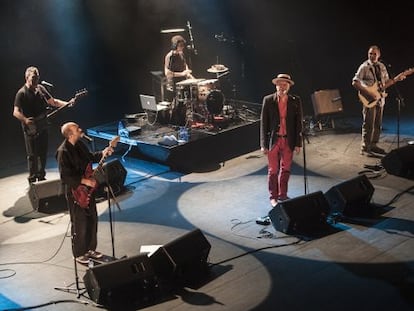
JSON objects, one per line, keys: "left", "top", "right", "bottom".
{"left": 256, "top": 216, "right": 271, "bottom": 226}
{"left": 88, "top": 250, "right": 103, "bottom": 259}
{"left": 371, "top": 145, "right": 386, "bottom": 155}
{"left": 75, "top": 255, "right": 89, "bottom": 265}
{"left": 277, "top": 196, "right": 290, "bottom": 203}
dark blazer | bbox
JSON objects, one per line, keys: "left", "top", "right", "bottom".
{"left": 260, "top": 93, "right": 303, "bottom": 151}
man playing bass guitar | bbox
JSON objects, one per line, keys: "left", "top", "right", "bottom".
{"left": 56, "top": 122, "right": 114, "bottom": 264}
{"left": 13, "top": 66, "right": 77, "bottom": 183}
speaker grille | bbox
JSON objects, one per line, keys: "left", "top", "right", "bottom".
{"left": 83, "top": 254, "right": 158, "bottom": 306}
{"left": 324, "top": 175, "right": 375, "bottom": 216}
{"left": 311, "top": 89, "right": 343, "bottom": 116}
{"left": 27, "top": 179, "right": 67, "bottom": 213}
{"left": 269, "top": 191, "right": 330, "bottom": 235}
{"left": 381, "top": 145, "right": 414, "bottom": 180}
{"left": 149, "top": 228, "right": 211, "bottom": 283}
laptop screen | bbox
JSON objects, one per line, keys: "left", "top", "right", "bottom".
{"left": 139, "top": 94, "right": 157, "bottom": 111}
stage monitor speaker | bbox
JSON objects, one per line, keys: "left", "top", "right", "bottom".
{"left": 324, "top": 174, "right": 375, "bottom": 217}
{"left": 83, "top": 254, "right": 158, "bottom": 307}
{"left": 95, "top": 159, "right": 127, "bottom": 197}
{"left": 268, "top": 191, "right": 330, "bottom": 235}
{"left": 381, "top": 145, "right": 414, "bottom": 180}
{"left": 311, "top": 89, "right": 344, "bottom": 116}
{"left": 149, "top": 228, "right": 211, "bottom": 284}
{"left": 27, "top": 178, "right": 67, "bottom": 213}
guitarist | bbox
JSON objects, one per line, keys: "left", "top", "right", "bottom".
{"left": 56, "top": 122, "right": 114, "bottom": 264}
{"left": 352, "top": 45, "right": 406, "bottom": 155}
{"left": 13, "top": 66, "right": 75, "bottom": 183}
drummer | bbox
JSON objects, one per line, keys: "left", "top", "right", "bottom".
{"left": 164, "top": 35, "right": 195, "bottom": 91}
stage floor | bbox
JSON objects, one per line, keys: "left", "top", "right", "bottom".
{"left": 1, "top": 116, "right": 414, "bottom": 311}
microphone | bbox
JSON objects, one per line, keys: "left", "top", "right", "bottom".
{"left": 214, "top": 33, "right": 227, "bottom": 42}
{"left": 186, "top": 45, "right": 198, "bottom": 55}
{"left": 81, "top": 133, "right": 94, "bottom": 142}
{"left": 41, "top": 80, "right": 54, "bottom": 87}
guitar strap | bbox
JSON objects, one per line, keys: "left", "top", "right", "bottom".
{"left": 373, "top": 64, "right": 383, "bottom": 88}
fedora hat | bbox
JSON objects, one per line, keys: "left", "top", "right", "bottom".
{"left": 272, "top": 73, "right": 294, "bottom": 86}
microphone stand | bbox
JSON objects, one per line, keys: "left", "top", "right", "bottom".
{"left": 186, "top": 20, "right": 197, "bottom": 70}
{"left": 102, "top": 164, "right": 122, "bottom": 259}
{"left": 384, "top": 61, "right": 405, "bottom": 149}
{"left": 302, "top": 124, "right": 310, "bottom": 195}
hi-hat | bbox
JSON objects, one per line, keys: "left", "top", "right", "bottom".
{"left": 160, "top": 28, "right": 185, "bottom": 34}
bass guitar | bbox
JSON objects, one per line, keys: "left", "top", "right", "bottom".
{"left": 24, "top": 88, "right": 88, "bottom": 136}
{"left": 71, "top": 136, "right": 120, "bottom": 208}
{"left": 358, "top": 68, "right": 413, "bottom": 108}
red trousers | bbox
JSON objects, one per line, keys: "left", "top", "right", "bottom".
{"left": 267, "top": 138, "right": 293, "bottom": 200}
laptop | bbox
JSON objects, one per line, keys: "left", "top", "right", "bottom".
{"left": 139, "top": 94, "right": 167, "bottom": 112}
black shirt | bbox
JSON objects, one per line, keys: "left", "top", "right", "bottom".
{"left": 14, "top": 85, "right": 51, "bottom": 118}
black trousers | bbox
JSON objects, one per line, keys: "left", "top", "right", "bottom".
{"left": 68, "top": 194, "right": 98, "bottom": 258}
{"left": 23, "top": 129, "right": 48, "bottom": 181}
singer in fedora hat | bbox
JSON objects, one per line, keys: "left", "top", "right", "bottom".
{"left": 260, "top": 73, "right": 303, "bottom": 207}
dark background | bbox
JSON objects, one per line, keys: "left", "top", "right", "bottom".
{"left": 1, "top": 0, "right": 413, "bottom": 169}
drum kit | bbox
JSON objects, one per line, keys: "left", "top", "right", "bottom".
{"left": 161, "top": 26, "right": 234, "bottom": 128}
{"left": 167, "top": 61, "right": 231, "bottom": 127}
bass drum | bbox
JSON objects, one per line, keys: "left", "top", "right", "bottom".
{"left": 205, "top": 90, "right": 225, "bottom": 115}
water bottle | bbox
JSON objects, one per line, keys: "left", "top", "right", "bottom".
{"left": 309, "top": 120, "right": 314, "bottom": 130}
{"left": 118, "top": 120, "right": 127, "bottom": 137}
{"left": 118, "top": 120, "right": 124, "bottom": 136}
{"left": 182, "top": 127, "right": 189, "bottom": 142}
{"left": 178, "top": 127, "right": 188, "bottom": 142}
{"left": 88, "top": 259, "right": 94, "bottom": 269}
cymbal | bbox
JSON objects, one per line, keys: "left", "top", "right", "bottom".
{"left": 176, "top": 78, "right": 205, "bottom": 86}
{"left": 207, "top": 64, "right": 229, "bottom": 73}
{"left": 160, "top": 28, "right": 185, "bottom": 34}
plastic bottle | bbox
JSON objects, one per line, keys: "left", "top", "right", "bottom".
{"left": 178, "top": 127, "right": 188, "bottom": 142}
{"left": 118, "top": 121, "right": 124, "bottom": 136}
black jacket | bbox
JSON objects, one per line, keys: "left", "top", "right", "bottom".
{"left": 260, "top": 93, "right": 303, "bottom": 151}
{"left": 56, "top": 139, "right": 102, "bottom": 190}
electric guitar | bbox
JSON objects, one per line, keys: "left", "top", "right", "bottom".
{"left": 71, "top": 136, "right": 120, "bottom": 208}
{"left": 24, "top": 88, "right": 88, "bottom": 136}
{"left": 358, "top": 68, "right": 414, "bottom": 108}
